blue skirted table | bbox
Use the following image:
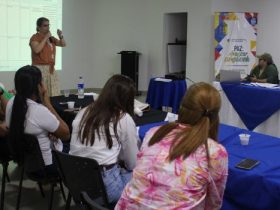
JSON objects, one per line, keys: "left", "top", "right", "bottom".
{"left": 214, "top": 81, "right": 280, "bottom": 137}
{"left": 146, "top": 78, "right": 187, "bottom": 113}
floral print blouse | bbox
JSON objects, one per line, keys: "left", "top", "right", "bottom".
{"left": 115, "top": 124, "right": 228, "bottom": 210}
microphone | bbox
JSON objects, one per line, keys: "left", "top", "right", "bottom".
{"left": 49, "top": 36, "right": 54, "bottom": 43}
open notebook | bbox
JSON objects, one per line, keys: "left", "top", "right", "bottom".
{"left": 82, "top": 93, "right": 149, "bottom": 110}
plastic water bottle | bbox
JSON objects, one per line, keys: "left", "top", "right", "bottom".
{"left": 77, "top": 76, "right": 84, "bottom": 99}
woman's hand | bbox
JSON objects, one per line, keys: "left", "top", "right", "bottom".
{"left": 57, "top": 29, "right": 63, "bottom": 38}
{"left": 48, "top": 133, "right": 58, "bottom": 142}
{"left": 45, "top": 31, "right": 52, "bottom": 40}
{"left": 251, "top": 76, "right": 258, "bottom": 83}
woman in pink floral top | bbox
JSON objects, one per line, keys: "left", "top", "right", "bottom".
{"left": 115, "top": 82, "right": 228, "bottom": 210}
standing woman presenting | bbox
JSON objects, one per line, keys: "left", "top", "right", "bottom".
{"left": 30, "top": 17, "right": 66, "bottom": 96}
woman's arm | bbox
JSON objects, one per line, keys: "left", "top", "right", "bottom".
{"left": 266, "top": 65, "right": 279, "bottom": 84}
{"left": 39, "top": 84, "right": 70, "bottom": 140}
{"left": 0, "top": 89, "right": 8, "bottom": 113}
{"left": 118, "top": 114, "right": 139, "bottom": 170}
{"left": 205, "top": 145, "right": 228, "bottom": 210}
{"left": 55, "top": 29, "right": 66, "bottom": 47}
{"left": 30, "top": 32, "right": 51, "bottom": 54}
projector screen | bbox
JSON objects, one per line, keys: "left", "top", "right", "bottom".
{"left": 0, "top": 0, "right": 62, "bottom": 72}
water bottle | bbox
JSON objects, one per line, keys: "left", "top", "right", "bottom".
{"left": 77, "top": 76, "right": 84, "bottom": 99}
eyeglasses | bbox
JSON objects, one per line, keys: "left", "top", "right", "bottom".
{"left": 42, "top": 24, "right": 50, "bottom": 27}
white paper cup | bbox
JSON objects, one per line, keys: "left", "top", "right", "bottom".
{"left": 67, "top": 101, "right": 75, "bottom": 109}
{"left": 239, "top": 134, "right": 250, "bottom": 145}
{"left": 63, "top": 89, "right": 70, "bottom": 97}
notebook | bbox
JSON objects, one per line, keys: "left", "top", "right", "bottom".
{"left": 220, "top": 70, "right": 241, "bottom": 83}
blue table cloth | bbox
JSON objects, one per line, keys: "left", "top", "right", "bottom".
{"left": 221, "top": 129, "right": 280, "bottom": 210}
{"left": 220, "top": 82, "right": 280, "bottom": 130}
{"left": 138, "top": 122, "right": 280, "bottom": 210}
{"left": 146, "top": 78, "right": 187, "bottom": 113}
{"left": 138, "top": 121, "right": 168, "bottom": 141}
{"left": 139, "top": 122, "right": 240, "bottom": 142}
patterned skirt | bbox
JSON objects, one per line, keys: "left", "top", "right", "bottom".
{"left": 35, "top": 65, "right": 60, "bottom": 96}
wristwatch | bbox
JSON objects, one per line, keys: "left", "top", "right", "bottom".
{"left": 59, "top": 35, "right": 64, "bottom": 39}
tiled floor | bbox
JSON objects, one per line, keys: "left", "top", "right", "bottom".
{"left": 1, "top": 91, "right": 147, "bottom": 210}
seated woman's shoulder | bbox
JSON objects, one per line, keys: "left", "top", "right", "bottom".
{"left": 207, "top": 138, "right": 228, "bottom": 157}
{"left": 120, "top": 112, "right": 135, "bottom": 123}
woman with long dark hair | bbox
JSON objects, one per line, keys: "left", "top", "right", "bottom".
{"left": 70, "top": 74, "right": 139, "bottom": 203}
{"left": 6, "top": 65, "right": 69, "bottom": 174}
{"left": 116, "top": 82, "right": 228, "bottom": 210}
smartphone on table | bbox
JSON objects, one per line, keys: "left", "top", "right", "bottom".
{"left": 235, "top": 159, "right": 260, "bottom": 170}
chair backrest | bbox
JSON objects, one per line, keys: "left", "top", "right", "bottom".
{"left": 0, "top": 136, "right": 12, "bottom": 162}
{"left": 80, "top": 191, "right": 109, "bottom": 210}
{"left": 52, "top": 150, "right": 109, "bottom": 206}
{"left": 22, "top": 134, "right": 46, "bottom": 174}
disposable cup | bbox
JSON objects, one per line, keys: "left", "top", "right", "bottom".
{"left": 239, "top": 133, "right": 250, "bottom": 145}
{"left": 63, "top": 89, "right": 70, "bottom": 97}
{"left": 67, "top": 101, "right": 75, "bottom": 109}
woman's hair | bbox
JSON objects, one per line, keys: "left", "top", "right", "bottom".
{"left": 36, "top": 17, "right": 49, "bottom": 32}
{"left": 9, "top": 65, "right": 42, "bottom": 163}
{"left": 78, "top": 74, "right": 136, "bottom": 148}
{"left": 149, "top": 82, "right": 221, "bottom": 161}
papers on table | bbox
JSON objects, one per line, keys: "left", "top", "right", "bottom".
{"left": 134, "top": 99, "right": 150, "bottom": 111}
{"left": 164, "top": 112, "right": 178, "bottom": 122}
{"left": 242, "top": 83, "right": 280, "bottom": 89}
{"left": 154, "top": 77, "right": 172, "bottom": 82}
{"left": 84, "top": 92, "right": 99, "bottom": 100}
{"left": 134, "top": 99, "right": 150, "bottom": 117}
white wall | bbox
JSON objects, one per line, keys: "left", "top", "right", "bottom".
{"left": 2, "top": 0, "right": 280, "bottom": 90}
{"left": 58, "top": 0, "right": 94, "bottom": 90}
{"left": 81, "top": 0, "right": 212, "bottom": 90}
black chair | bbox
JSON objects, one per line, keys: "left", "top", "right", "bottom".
{"left": 0, "top": 137, "right": 11, "bottom": 210}
{"left": 15, "top": 134, "right": 66, "bottom": 210}
{"left": 80, "top": 192, "right": 109, "bottom": 210}
{"left": 52, "top": 150, "right": 110, "bottom": 210}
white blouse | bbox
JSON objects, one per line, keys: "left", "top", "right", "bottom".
{"left": 6, "top": 97, "right": 59, "bottom": 165}
{"left": 69, "top": 108, "right": 139, "bottom": 170}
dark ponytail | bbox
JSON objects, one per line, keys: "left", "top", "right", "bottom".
{"left": 9, "top": 65, "right": 42, "bottom": 164}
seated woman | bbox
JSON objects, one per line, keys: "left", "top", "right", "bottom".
{"left": 6, "top": 65, "right": 70, "bottom": 176}
{"left": 246, "top": 53, "right": 279, "bottom": 84}
{"left": 69, "top": 74, "right": 139, "bottom": 203}
{"left": 115, "top": 82, "right": 228, "bottom": 210}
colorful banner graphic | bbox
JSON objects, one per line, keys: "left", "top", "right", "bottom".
{"left": 214, "top": 12, "right": 258, "bottom": 78}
